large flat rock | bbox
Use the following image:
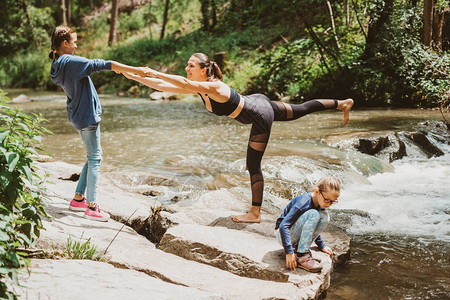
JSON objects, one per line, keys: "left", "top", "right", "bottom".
{"left": 14, "top": 259, "right": 222, "bottom": 300}
{"left": 157, "top": 190, "right": 350, "bottom": 267}
{"left": 159, "top": 223, "right": 332, "bottom": 295}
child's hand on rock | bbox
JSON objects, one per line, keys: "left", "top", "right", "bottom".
{"left": 322, "top": 246, "right": 333, "bottom": 258}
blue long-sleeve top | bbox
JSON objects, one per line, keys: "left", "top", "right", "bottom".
{"left": 275, "top": 193, "right": 326, "bottom": 254}
{"left": 50, "top": 54, "right": 111, "bottom": 130}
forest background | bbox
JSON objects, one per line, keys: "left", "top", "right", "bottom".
{"left": 0, "top": 0, "right": 449, "bottom": 108}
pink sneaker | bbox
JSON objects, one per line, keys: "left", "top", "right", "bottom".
{"left": 69, "top": 198, "right": 88, "bottom": 211}
{"left": 84, "top": 204, "right": 110, "bottom": 222}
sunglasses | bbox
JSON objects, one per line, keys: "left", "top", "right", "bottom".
{"left": 319, "top": 190, "right": 339, "bottom": 204}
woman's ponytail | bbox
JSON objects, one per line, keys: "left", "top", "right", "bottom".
{"left": 192, "top": 53, "right": 224, "bottom": 81}
{"left": 210, "top": 61, "right": 223, "bottom": 81}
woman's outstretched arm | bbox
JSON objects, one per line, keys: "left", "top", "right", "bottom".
{"left": 145, "top": 68, "right": 228, "bottom": 99}
{"left": 111, "top": 61, "right": 147, "bottom": 78}
{"left": 122, "top": 72, "right": 194, "bottom": 94}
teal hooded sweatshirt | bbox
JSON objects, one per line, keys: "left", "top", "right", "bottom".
{"left": 50, "top": 54, "right": 111, "bottom": 130}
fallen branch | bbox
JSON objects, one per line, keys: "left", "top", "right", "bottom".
{"left": 104, "top": 208, "right": 138, "bottom": 255}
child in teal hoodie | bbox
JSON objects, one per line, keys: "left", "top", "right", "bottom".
{"left": 50, "top": 25, "right": 145, "bottom": 221}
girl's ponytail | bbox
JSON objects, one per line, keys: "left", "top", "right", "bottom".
{"left": 49, "top": 25, "right": 75, "bottom": 60}
{"left": 48, "top": 49, "right": 57, "bottom": 60}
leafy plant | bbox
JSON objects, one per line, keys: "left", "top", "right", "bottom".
{"left": 0, "top": 90, "right": 51, "bottom": 299}
{"left": 64, "top": 234, "right": 104, "bottom": 261}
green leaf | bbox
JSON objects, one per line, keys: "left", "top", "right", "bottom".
{"left": 0, "top": 231, "right": 9, "bottom": 241}
{"left": 19, "top": 165, "right": 33, "bottom": 183}
{"left": 0, "top": 146, "right": 8, "bottom": 157}
{"left": 0, "top": 170, "right": 10, "bottom": 188}
{"left": 6, "top": 152, "right": 19, "bottom": 172}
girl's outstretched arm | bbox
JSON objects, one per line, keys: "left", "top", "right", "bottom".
{"left": 122, "top": 72, "right": 194, "bottom": 94}
{"left": 111, "top": 61, "right": 147, "bottom": 78}
{"left": 145, "top": 68, "right": 228, "bottom": 99}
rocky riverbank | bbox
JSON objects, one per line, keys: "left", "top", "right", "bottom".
{"left": 12, "top": 160, "right": 350, "bottom": 300}
{"left": 12, "top": 119, "right": 449, "bottom": 299}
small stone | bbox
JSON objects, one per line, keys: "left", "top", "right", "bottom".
{"left": 11, "top": 94, "right": 31, "bottom": 103}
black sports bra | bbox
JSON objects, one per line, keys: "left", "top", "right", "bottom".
{"left": 198, "top": 86, "right": 241, "bottom": 116}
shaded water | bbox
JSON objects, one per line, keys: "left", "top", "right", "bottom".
{"left": 9, "top": 91, "right": 450, "bottom": 299}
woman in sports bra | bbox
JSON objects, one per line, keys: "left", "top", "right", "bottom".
{"left": 121, "top": 53, "right": 353, "bottom": 223}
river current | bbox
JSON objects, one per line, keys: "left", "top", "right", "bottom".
{"left": 9, "top": 91, "right": 450, "bottom": 299}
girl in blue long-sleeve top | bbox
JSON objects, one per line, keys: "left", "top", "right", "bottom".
{"left": 275, "top": 176, "right": 341, "bottom": 272}
{"left": 49, "top": 25, "right": 146, "bottom": 221}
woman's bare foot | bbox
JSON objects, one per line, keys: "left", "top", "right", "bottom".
{"left": 231, "top": 207, "right": 261, "bottom": 223}
{"left": 337, "top": 98, "right": 354, "bottom": 125}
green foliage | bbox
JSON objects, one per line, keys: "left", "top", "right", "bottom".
{"left": 0, "top": 90, "right": 51, "bottom": 299}
{"left": 0, "top": 50, "right": 53, "bottom": 89}
{"left": 0, "top": 0, "right": 54, "bottom": 57}
{"left": 254, "top": 38, "right": 317, "bottom": 99}
{"left": 91, "top": 24, "right": 282, "bottom": 94}
{"left": 254, "top": 28, "right": 364, "bottom": 101}
{"left": 0, "top": 0, "right": 448, "bottom": 108}
{"left": 416, "top": 51, "right": 450, "bottom": 107}
{"left": 118, "top": 8, "right": 147, "bottom": 36}
{"left": 349, "top": 1, "right": 450, "bottom": 107}
{"left": 64, "top": 234, "right": 103, "bottom": 261}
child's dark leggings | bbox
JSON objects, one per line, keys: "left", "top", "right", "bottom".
{"left": 234, "top": 94, "right": 338, "bottom": 207}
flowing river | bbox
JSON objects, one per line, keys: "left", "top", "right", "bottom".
{"left": 8, "top": 90, "right": 450, "bottom": 299}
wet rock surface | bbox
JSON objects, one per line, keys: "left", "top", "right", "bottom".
{"left": 325, "top": 121, "right": 449, "bottom": 162}
{"left": 404, "top": 132, "right": 445, "bottom": 158}
{"left": 21, "top": 161, "right": 351, "bottom": 299}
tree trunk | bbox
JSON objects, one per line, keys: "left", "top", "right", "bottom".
{"left": 244, "top": 0, "right": 253, "bottom": 7}
{"left": 200, "top": 0, "right": 210, "bottom": 32}
{"left": 230, "top": 0, "right": 237, "bottom": 12}
{"left": 65, "top": 0, "right": 71, "bottom": 25}
{"left": 60, "top": 0, "right": 67, "bottom": 26}
{"left": 211, "top": 0, "right": 217, "bottom": 29}
{"left": 345, "top": 0, "right": 350, "bottom": 26}
{"left": 160, "top": 0, "right": 170, "bottom": 40}
{"left": 21, "top": 0, "right": 39, "bottom": 48}
{"left": 240, "top": 0, "right": 253, "bottom": 28}
{"left": 326, "top": 1, "right": 341, "bottom": 49}
{"left": 432, "top": 2, "right": 447, "bottom": 51}
{"left": 364, "top": 0, "right": 394, "bottom": 57}
{"left": 148, "top": 1, "right": 153, "bottom": 39}
{"left": 108, "top": 0, "right": 118, "bottom": 45}
{"left": 423, "top": 0, "right": 433, "bottom": 47}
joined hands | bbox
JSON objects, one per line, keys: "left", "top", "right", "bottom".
{"left": 115, "top": 67, "right": 149, "bottom": 78}
{"left": 143, "top": 67, "right": 158, "bottom": 77}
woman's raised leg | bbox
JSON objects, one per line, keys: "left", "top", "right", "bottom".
{"left": 272, "top": 98, "right": 354, "bottom": 124}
